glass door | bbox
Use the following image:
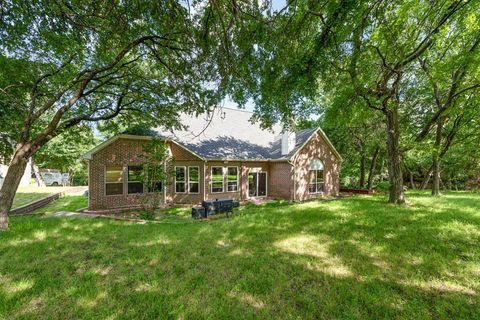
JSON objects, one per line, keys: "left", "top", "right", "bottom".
{"left": 248, "top": 172, "right": 267, "bottom": 197}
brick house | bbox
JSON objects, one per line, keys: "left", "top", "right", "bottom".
{"left": 83, "top": 108, "right": 342, "bottom": 210}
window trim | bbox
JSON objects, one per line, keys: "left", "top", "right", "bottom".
{"left": 105, "top": 165, "right": 124, "bottom": 196}
{"left": 211, "top": 166, "right": 224, "bottom": 193}
{"left": 226, "top": 166, "right": 239, "bottom": 192}
{"left": 174, "top": 166, "right": 187, "bottom": 194}
{"left": 308, "top": 169, "right": 325, "bottom": 194}
{"left": 188, "top": 166, "right": 200, "bottom": 194}
{"left": 127, "top": 165, "right": 144, "bottom": 195}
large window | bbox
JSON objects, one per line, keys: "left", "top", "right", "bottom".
{"left": 188, "top": 166, "right": 200, "bottom": 194}
{"left": 105, "top": 166, "right": 123, "bottom": 195}
{"left": 227, "top": 167, "right": 238, "bottom": 192}
{"left": 175, "top": 166, "right": 186, "bottom": 193}
{"left": 308, "top": 159, "right": 324, "bottom": 194}
{"left": 211, "top": 166, "right": 224, "bottom": 193}
{"left": 128, "top": 166, "right": 143, "bottom": 194}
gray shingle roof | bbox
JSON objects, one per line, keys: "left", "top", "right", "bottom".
{"left": 150, "top": 108, "right": 319, "bottom": 160}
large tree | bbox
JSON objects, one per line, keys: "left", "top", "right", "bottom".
{"left": 224, "top": 0, "right": 477, "bottom": 203}
{"left": 0, "top": 1, "right": 228, "bottom": 230}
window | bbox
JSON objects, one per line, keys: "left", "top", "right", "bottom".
{"left": 308, "top": 159, "right": 324, "bottom": 194}
{"left": 211, "top": 166, "right": 224, "bottom": 193}
{"left": 127, "top": 166, "right": 143, "bottom": 194}
{"left": 227, "top": 167, "right": 238, "bottom": 192}
{"left": 188, "top": 166, "right": 200, "bottom": 194}
{"left": 175, "top": 166, "right": 186, "bottom": 193}
{"left": 106, "top": 166, "right": 123, "bottom": 195}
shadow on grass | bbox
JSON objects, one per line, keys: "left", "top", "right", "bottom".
{"left": 1, "top": 192, "right": 479, "bottom": 318}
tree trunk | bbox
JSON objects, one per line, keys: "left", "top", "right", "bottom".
{"left": 409, "top": 170, "right": 415, "bottom": 189}
{"left": 420, "top": 166, "right": 433, "bottom": 190}
{"left": 367, "top": 146, "right": 380, "bottom": 190}
{"left": 431, "top": 119, "right": 443, "bottom": 196}
{"left": 359, "top": 153, "right": 366, "bottom": 188}
{"left": 32, "top": 161, "right": 46, "bottom": 187}
{"left": 384, "top": 108, "right": 405, "bottom": 204}
{"left": 0, "top": 145, "right": 31, "bottom": 230}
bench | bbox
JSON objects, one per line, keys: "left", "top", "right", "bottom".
{"left": 192, "top": 199, "right": 239, "bottom": 219}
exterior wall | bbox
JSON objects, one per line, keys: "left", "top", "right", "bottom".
{"left": 87, "top": 131, "right": 341, "bottom": 210}
{"left": 88, "top": 137, "right": 204, "bottom": 210}
{"left": 292, "top": 132, "right": 341, "bottom": 201}
{"left": 268, "top": 162, "right": 294, "bottom": 200}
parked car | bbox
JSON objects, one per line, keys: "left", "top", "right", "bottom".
{"left": 40, "top": 172, "right": 63, "bottom": 186}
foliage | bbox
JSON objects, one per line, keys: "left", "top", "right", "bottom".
{"left": 2, "top": 192, "right": 480, "bottom": 318}
{"left": 140, "top": 138, "right": 172, "bottom": 212}
{"left": 33, "top": 125, "right": 97, "bottom": 184}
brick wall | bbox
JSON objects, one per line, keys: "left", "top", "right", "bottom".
{"left": 292, "top": 131, "right": 340, "bottom": 201}
{"left": 89, "top": 137, "right": 205, "bottom": 210}
{"left": 269, "top": 162, "right": 294, "bottom": 200}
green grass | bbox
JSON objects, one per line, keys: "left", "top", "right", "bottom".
{"left": 30, "top": 195, "right": 88, "bottom": 215}
{"left": 12, "top": 187, "right": 77, "bottom": 209}
{"left": 1, "top": 191, "right": 479, "bottom": 319}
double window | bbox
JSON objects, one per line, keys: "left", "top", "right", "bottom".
{"left": 211, "top": 166, "right": 238, "bottom": 193}
{"left": 308, "top": 159, "right": 324, "bottom": 194}
{"left": 175, "top": 166, "right": 200, "bottom": 194}
{"left": 106, "top": 165, "right": 163, "bottom": 196}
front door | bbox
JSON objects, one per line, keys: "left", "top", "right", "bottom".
{"left": 248, "top": 171, "right": 267, "bottom": 197}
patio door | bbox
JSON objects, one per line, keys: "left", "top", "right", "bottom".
{"left": 248, "top": 172, "right": 267, "bottom": 197}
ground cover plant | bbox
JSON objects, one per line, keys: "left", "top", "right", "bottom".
{"left": 0, "top": 191, "right": 478, "bottom": 319}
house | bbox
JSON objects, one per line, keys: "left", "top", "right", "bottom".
{"left": 83, "top": 108, "right": 342, "bottom": 210}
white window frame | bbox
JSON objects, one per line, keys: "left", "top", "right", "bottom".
{"left": 226, "top": 166, "right": 239, "bottom": 192}
{"left": 308, "top": 169, "right": 324, "bottom": 194}
{"left": 105, "top": 165, "right": 124, "bottom": 196}
{"left": 211, "top": 166, "right": 224, "bottom": 193}
{"left": 127, "top": 165, "right": 144, "bottom": 195}
{"left": 188, "top": 166, "right": 200, "bottom": 194}
{"left": 174, "top": 166, "right": 187, "bottom": 194}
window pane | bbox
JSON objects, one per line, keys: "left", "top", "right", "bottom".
{"left": 227, "top": 181, "right": 238, "bottom": 192}
{"left": 106, "top": 166, "right": 123, "bottom": 183}
{"left": 106, "top": 183, "right": 123, "bottom": 195}
{"left": 189, "top": 167, "right": 199, "bottom": 182}
{"left": 227, "top": 167, "right": 237, "bottom": 181}
{"left": 211, "top": 167, "right": 223, "bottom": 182}
{"left": 176, "top": 182, "right": 185, "bottom": 193}
{"left": 175, "top": 167, "right": 185, "bottom": 182}
{"left": 128, "top": 182, "right": 143, "bottom": 194}
{"left": 308, "top": 184, "right": 316, "bottom": 194}
{"left": 148, "top": 181, "right": 163, "bottom": 193}
{"left": 212, "top": 181, "right": 223, "bottom": 193}
{"left": 128, "top": 166, "right": 143, "bottom": 182}
{"left": 189, "top": 182, "right": 199, "bottom": 193}
{"left": 309, "top": 170, "right": 316, "bottom": 184}
{"left": 316, "top": 170, "right": 324, "bottom": 183}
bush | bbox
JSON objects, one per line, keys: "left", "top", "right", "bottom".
{"left": 138, "top": 209, "right": 156, "bottom": 220}
{"left": 376, "top": 181, "right": 390, "bottom": 192}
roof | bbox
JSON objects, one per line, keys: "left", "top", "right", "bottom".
{"left": 83, "top": 108, "right": 342, "bottom": 161}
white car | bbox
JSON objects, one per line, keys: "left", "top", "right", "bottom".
{"left": 41, "top": 172, "right": 63, "bottom": 186}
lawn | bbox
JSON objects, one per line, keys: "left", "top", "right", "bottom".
{"left": 1, "top": 192, "right": 479, "bottom": 319}
{"left": 12, "top": 187, "right": 80, "bottom": 209}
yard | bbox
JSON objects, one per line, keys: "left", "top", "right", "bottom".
{"left": 1, "top": 192, "right": 479, "bottom": 319}
{"left": 12, "top": 187, "right": 85, "bottom": 209}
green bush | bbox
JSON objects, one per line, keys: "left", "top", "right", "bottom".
{"left": 376, "top": 181, "right": 390, "bottom": 192}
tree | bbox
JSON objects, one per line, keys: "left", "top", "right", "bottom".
{"left": 223, "top": 0, "right": 477, "bottom": 203}
{"left": 33, "top": 125, "right": 97, "bottom": 185}
{"left": 140, "top": 138, "right": 172, "bottom": 215}
{"left": 0, "top": 1, "right": 227, "bottom": 230}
